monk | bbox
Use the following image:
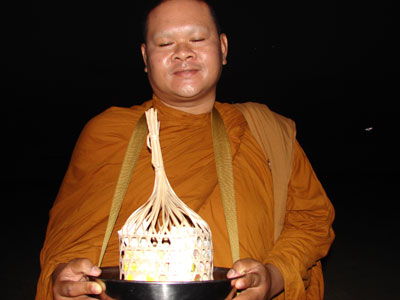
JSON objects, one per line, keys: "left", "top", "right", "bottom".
{"left": 36, "top": 0, "right": 335, "bottom": 299}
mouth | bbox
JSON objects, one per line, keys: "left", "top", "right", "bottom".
{"left": 173, "top": 69, "right": 200, "bottom": 78}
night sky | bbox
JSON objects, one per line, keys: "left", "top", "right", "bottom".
{"left": 3, "top": 0, "right": 399, "bottom": 299}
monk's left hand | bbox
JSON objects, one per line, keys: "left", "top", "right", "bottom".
{"left": 226, "top": 258, "right": 284, "bottom": 300}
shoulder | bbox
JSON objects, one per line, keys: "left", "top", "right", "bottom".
{"left": 229, "top": 101, "right": 297, "bottom": 162}
{"left": 80, "top": 100, "right": 152, "bottom": 143}
{"left": 214, "top": 101, "right": 248, "bottom": 130}
{"left": 233, "top": 101, "right": 296, "bottom": 133}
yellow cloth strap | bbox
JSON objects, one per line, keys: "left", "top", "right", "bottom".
{"left": 98, "top": 107, "right": 239, "bottom": 266}
{"left": 98, "top": 113, "right": 147, "bottom": 267}
{"left": 211, "top": 107, "right": 240, "bottom": 264}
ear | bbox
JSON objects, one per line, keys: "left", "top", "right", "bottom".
{"left": 219, "top": 33, "right": 228, "bottom": 65}
{"left": 141, "top": 43, "right": 148, "bottom": 72}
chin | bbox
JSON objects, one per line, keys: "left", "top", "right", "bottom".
{"left": 173, "top": 86, "right": 202, "bottom": 99}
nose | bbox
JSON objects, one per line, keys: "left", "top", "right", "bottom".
{"left": 173, "top": 42, "right": 196, "bottom": 61}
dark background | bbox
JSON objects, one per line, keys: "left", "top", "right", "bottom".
{"left": 3, "top": 0, "right": 399, "bottom": 299}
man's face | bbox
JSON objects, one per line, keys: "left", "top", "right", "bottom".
{"left": 141, "top": 0, "right": 228, "bottom": 107}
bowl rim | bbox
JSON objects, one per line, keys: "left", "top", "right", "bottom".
{"left": 90, "top": 266, "right": 244, "bottom": 285}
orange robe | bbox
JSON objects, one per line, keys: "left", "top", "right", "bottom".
{"left": 36, "top": 97, "right": 334, "bottom": 299}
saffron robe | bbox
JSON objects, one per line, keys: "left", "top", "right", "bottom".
{"left": 36, "top": 97, "right": 335, "bottom": 300}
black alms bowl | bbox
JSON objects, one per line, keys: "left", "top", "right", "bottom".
{"left": 90, "top": 266, "right": 240, "bottom": 300}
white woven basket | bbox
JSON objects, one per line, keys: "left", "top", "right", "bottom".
{"left": 118, "top": 108, "right": 213, "bottom": 281}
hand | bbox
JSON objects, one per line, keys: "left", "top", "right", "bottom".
{"left": 226, "top": 258, "right": 284, "bottom": 300}
{"left": 52, "top": 258, "right": 103, "bottom": 299}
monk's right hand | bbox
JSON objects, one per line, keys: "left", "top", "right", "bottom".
{"left": 52, "top": 258, "right": 103, "bottom": 299}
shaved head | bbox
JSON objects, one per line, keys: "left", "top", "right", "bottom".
{"left": 142, "top": 0, "right": 221, "bottom": 43}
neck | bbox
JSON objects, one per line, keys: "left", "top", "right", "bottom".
{"left": 155, "top": 95, "right": 215, "bottom": 115}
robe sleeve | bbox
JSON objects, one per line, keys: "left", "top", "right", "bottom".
{"left": 263, "top": 140, "right": 335, "bottom": 299}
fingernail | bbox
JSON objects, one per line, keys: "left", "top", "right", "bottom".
{"left": 91, "top": 266, "right": 101, "bottom": 275}
{"left": 227, "top": 269, "right": 238, "bottom": 278}
{"left": 91, "top": 283, "right": 102, "bottom": 294}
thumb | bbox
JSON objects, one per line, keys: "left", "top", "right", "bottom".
{"left": 57, "top": 258, "right": 101, "bottom": 282}
{"left": 70, "top": 258, "right": 101, "bottom": 277}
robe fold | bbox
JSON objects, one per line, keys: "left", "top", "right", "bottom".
{"left": 36, "top": 97, "right": 334, "bottom": 300}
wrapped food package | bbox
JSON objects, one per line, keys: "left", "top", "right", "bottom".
{"left": 118, "top": 108, "right": 213, "bottom": 281}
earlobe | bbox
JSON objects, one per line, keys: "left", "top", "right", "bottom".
{"left": 220, "top": 33, "right": 228, "bottom": 65}
{"left": 141, "top": 43, "right": 148, "bottom": 72}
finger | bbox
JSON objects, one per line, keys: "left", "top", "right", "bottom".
{"left": 226, "top": 269, "right": 241, "bottom": 279}
{"left": 232, "top": 288, "right": 259, "bottom": 300}
{"left": 229, "top": 258, "right": 257, "bottom": 277}
{"left": 224, "top": 286, "right": 237, "bottom": 300}
{"left": 235, "top": 272, "right": 261, "bottom": 290}
{"left": 100, "top": 292, "right": 117, "bottom": 300}
{"left": 69, "top": 258, "right": 101, "bottom": 277}
{"left": 59, "top": 280, "right": 102, "bottom": 297}
{"left": 227, "top": 261, "right": 252, "bottom": 288}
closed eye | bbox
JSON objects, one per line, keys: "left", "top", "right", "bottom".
{"left": 191, "top": 38, "right": 205, "bottom": 43}
{"left": 159, "top": 42, "right": 173, "bottom": 47}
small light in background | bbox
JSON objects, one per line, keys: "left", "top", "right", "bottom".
{"left": 365, "top": 127, "right": 373, "bottom": 132}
